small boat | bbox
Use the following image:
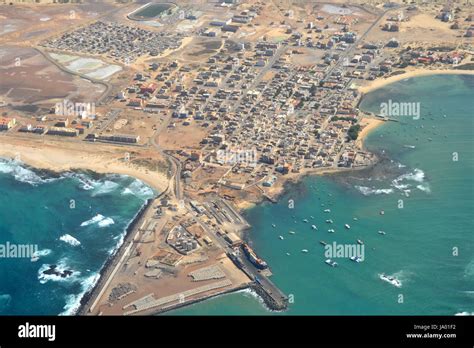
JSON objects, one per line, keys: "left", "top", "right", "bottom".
{"left": 303, "top": 219, "right": 308, "bottom": 223}
{"left": 326, "top": 219, "right": 333, "bottom": 224}
{"left": 353, "top": 217, "right": 358, "bottom": 221}
{"left": 279, "top": 235, "right": 284, "bottom": 240}
{"left": 325, "top": 259, "right": 338, "bottom": 267}
{"left": 324, "top": 209, "right": 331, "bottom": 213}
{"left": 311, "top": 225, "right": 318, "bottom": 230}
{"left": 310, "top": 216, "right": 315, "bottom": 219}
{"left": 344, "top": 224, "right": 351, "bottom": 229}
{"left": 357, "top": 239, "right": 364, "bottom": 245}
{"left": 286, "top": 252, "right": 291, "bottom": 256}
{"left": 272, "top": 224, "right": 276, "bottom": 228}
{"left": 378, "top": 230, "right": 386, "bottom": 235}
{"left": 380, "top": 210, "right": 385, "bottom": 215}
{"left": 379, "top": 273, "right": 402, "bottom": 288}
{"left": 403, "top": 145, "right": 416, "bottom": 149}
{"left": 319, "top": 240, "right": 327, "bottom": 246}
{"left": 301, "top": 249, "right": 309, "bottom": 253}
{"left": 350, "top": 256, "right": 363, "bottom": 263}
{"left": 328, "top": 229, "right": 335, "bottom": 233}
{"left": 289, "top": 231, "right": 296, "bottom": 235}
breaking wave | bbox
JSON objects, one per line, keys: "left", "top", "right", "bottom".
{"left": 31, "top": 249, "right": 52, "bottom": 262}
{"left": 121, "top": 179, "right": 154, "bottom": 199}
{"left": 80, "top": 214, "right": 106, "bottom": 227}
{"left": 59, "top": 234, "right": 81, "bottom": 247}
{"left": 355, "top": 186, "right": 393, "bottom": 196}
{"left": 98, "top": 217, "right": 115, "bottom": 228}
{"left": 0, "top": 158, "right": 59, "bottom": 186}
{"left": 80, "top": 214, "right": 114, "bottom": 228}
{"left": 395, "top": 168, "right": 425, "bottom": 183}
{"left": 59, "top": 272, "right": 100, "bottom": 316}
{"left": 38, "top": 260, "right": 80, "bottom": 284}
{"left": 389, "top": 168, "right": 431, "bottom": 194}
{"left": 91, "top": 180, "right": 120, "bottom": 196}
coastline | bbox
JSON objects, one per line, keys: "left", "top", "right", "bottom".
{"left": 64, "top": 69, "right": 474, "bottom": 316}
{"left": 2, "top": 69, "right": 471, "bottom": 316}
{"left": 0, "top": 139, "right": 168, "bottom": 193}
{"left": 356, "top": 117, "right": 385, "bottom": 150}
{"left": 357, "top": 68, "right": 474, "bottom": 95}
{"left": 77, "top": 196, "right": 156, "bottom": 315}
{"left": 233, "top": 68, "right": 474, "bottom": 218}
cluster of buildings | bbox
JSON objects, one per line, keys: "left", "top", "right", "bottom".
{"left": 117, "top": 26, "right": 386, "bottom": 191}
{"left": 166, "top": 225, "right": 200, "bottom": 255}
{"left": 0, "top": 117, "right": 16, "bottom": 131}
{"left": 3, "top": 109, "right": 141, "bottom": 145}
{"left": 398, "top": 49, "right": 466, "bottom": 67}
{"left": 41, "top": 21, "right": 184, "bottom": 63}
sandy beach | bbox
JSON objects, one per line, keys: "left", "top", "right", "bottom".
{"left": 356, "top": 117, "right": 385, "bottom": 149}
{"left": 354, "top": 68, "right": 474, "bottom": 150}
{"left": 0, "top": 138, "right": 169, "bottom": 192}
{"left": 358, "top": 68, "right": 474, "bottom": 95}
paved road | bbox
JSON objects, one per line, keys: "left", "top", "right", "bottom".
{"left": 324, "top": 4, "right": 402, "bottom": 80}
{"left": 96, "top": 109, "right": 121, "bottom": 133}
{"left": 150, "top": 116, "right": 181, "bottom": 200}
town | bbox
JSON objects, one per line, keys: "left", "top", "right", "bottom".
{"left": 1, "top": 0, "right": 473, "bottom": 316}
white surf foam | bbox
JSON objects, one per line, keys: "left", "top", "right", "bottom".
{"left": 98, "top": 217, "right": 114, "bottom": 228}
{"left": 59, "top": 234, "right": 81, "bottom": 247}
{"left": 91, "top": 180, "right": 120, "bottom": 196}
{"left": 395, "top": 168, "right": 425, "bottom": 183}
{"left": 355, "top": 186, "right": 393, "bottom": 196}
{"left": 80, "top": 214, "right": 105, "bottom": 227}
{"left": 0, "top": 159, "right": 58, "bottom": 186}
{"left": 390, "top": 168, "right": 431, "bottom": 194}
{"left": 416, "top": 184, "right": 431, "bottom": 193}
{"left": 80, "top": 214, "right": 114, "bottom": 228}
{"left": 59, "top": 273, "right": 100, "bottom": 316}
{"left": 38, "top": 260, "right": 80, "bottom": 284}
{"left": 121, "top": 179, "right": 154, "bottom": 199}
{"left": 31, "top": 249, "right": 52, "bottom": 261}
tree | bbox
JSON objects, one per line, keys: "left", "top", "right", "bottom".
{"left": 347, "top": 125, "right": 361, "bottom": 141}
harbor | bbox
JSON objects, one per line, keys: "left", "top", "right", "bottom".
{"left": 79, "top": 191, "right": 288, "bottom": 316}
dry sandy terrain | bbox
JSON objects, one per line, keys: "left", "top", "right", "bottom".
{"left": 0, "top": 1, "right": 121, "bottom": 46}
{"left": 356, "top": 117, "right": 385, "bottom": 149}
{"left": 0, "top": 46, "right": 104, "bottom": 106}
{"left": 0, "top": 136, "right": 169, "bottom": 192}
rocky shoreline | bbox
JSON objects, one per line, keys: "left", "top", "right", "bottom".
{"left": 76, "top": 197, "right": 155, "bottom": 315}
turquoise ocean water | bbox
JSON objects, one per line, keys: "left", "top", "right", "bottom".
{"left": 170, "top": 74, "right": 474, "bottom": 315}
{"left": 0, "top": 163, "right": 154, "bottom": 315}
{"left": 0, "top": 74, "right": 472, "bottom": 316}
